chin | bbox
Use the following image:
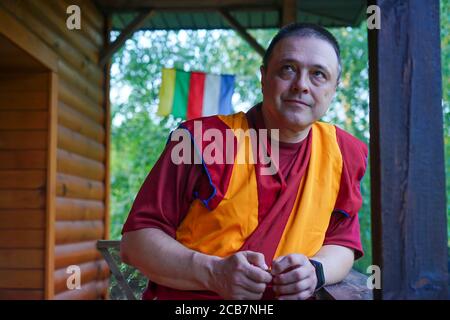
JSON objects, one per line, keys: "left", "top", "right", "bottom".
{"left": 280, "top": 118, "right": 311, "bottom": 133}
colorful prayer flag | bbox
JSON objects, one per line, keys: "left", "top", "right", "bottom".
{"left": 157, "top": 68, "right": 235, "bottom": 120}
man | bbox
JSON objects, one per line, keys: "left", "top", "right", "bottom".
{"left": 121, "top": 23, "right": 368, "bottom": 300}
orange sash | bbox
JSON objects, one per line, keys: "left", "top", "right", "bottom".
{"left": 176, "top": 112, "right": 343, "bottom": 259}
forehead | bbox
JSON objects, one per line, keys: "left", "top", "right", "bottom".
{"left": 267, "top": 36, "right": 338, "bottom": 71}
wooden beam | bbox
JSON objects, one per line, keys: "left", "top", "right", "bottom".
{"left": 99, "top": 9, "right": 154, "bottom": 66}
{"left": 97, "top": 240, "right": 136, "bottom": 300}
{"left": 55, "top": 197, "right": 104, "bottom": 221}
{"left": 59, "top": 78, "right": 104, "bottom": 124}
{"left": 58, "top": 101, "right": 105, "bottom": 143}
{"left": 0, "top": 249, "right": 44, "bottom": 269}
{"left": 0, "top": 270, "right": 44, "bottom": 289}
{"left": 282, "top": 0, "right": 297, "bottom": 27}
{"left": 95, "top": 0, "right": 278, "bottom": 10}
{"left": 320, "top": 269, "right": 373, "bottom": 300}
{"left": 0, "top": 8, "right": 57, "bottom": 72}
{"left": 54, "top": 260, "right": 109, "bottom": 294}
{"left": 0, "top": 209, "right": 45, "bottom": 229}
{"left": 58, "top": 125, "right": 105, "bottom": 162}
{"left": 57, "top": 148, "right": 105, "bottom": 181}
{"left": 0, "top": 230, "right": 45, "bottom": 249}
{"left": 0, "top": 150, "right": 47, "bottom": 169}
{"left": 97, "top": 240, "right": 120, "bottom": 250}
{"left": 0, "top": 289, "right": 43, "bottom": 300}
{"left": 55, "top": 221, "right": 104, "bottom": 244}
{"left": 368, "top": 0, "right": 447, "bottom": 299}
{"left": 56, "top": 173, "right": 105, "bottom": 200}
{"left": 218, "top": 9, "right": 265, "bottom": 57}
{"left": 44, "top": 72, "right": 58, "bottom": 300}
{"left": 102, "top": 6, "right": 278, "bottom": 14}
{"left": 55, "top": 241, "right": 101, "bottom": 269}
{"left": 298, "top": 9, "right": 350, "bottom": 27}
{"left": 103, "top": 14, "right": 112, "bottom": 243}
{"left": 53, "top": 279, "right": 109, "bottom": 300}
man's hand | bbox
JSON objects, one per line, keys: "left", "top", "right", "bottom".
{"left": 271, "top": 254, "right": 317, "bottom": 300}
{"left": 209, "top": 251, "right": 272, "bottom": 300}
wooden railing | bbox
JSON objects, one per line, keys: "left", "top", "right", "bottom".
{"left": 97, "top": 240, "right": 136, "bottom": 300}
{"left": 97, "top": 240, "right": 373, "bottom": 300}
{"left": 318, "top": 269, "right": 373, "bottom": 300}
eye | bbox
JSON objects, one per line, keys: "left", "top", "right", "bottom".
{"left": 281, "top": 64, "right": 296, "bottom": 73}
{"left": 312, "top": 70, "right": 326, "bottom": 79}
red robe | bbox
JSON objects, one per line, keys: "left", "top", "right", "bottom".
{"left": 122, "top": 104, "right": 368, "bottom": 300}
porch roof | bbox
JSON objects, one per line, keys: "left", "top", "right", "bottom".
{"left": 94, "top": 0, "right": 367, "bottom": 31}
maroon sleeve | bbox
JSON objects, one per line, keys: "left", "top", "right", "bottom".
{"left": 322, "top": 126, "right": 368, "bottom": 260}
{"left": 323, "top": 213, "right": 364, "bottom": 260}
{"left": 121, "top": 138, "right": 208, "bottom": 238}
{"left": 333, "top": 127, "right": 368, "bottom": 217}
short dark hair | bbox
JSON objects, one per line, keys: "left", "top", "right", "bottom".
{"left": 262, "top": 23, "right": 342, "bottom": 82}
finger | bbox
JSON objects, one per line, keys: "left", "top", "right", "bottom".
{"left": 235, "top": 277, "right": 267, "bottom": 294}
{"left": 244, "top": 264, "right": 273, "bottom": 284}
{"left": 272, "top": 265, "right": 312, "bottom": 285}
{"left": 273, "top": 278, "right": 313, "bottom": 295}
{"left": 244, "top": 251, "right": 269, "bottom": 270}
{"left": 272, "top": 254, "right": 308, "bottom": 275}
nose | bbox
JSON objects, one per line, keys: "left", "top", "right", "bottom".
{"left": 291, "top": 72, "right": 309, "bottom": 94}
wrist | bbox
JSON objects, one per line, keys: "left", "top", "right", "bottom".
{"left": 191, "top": 251, "right": 221, "bottom": 291}
{"left": 309, "top": 259, "right": 325, "bottom": 291}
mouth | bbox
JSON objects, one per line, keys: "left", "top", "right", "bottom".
{"left": 282, "top": 99, "right": 311, "bottom": 108}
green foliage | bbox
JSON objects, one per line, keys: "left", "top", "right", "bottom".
{"left": 107, "top": 247, "right": 148, "bottom": 300}
{"left": 441, "top": 0, "right": 450, "bottom": 243}
{"left": 110, "top": 113, "right": 170, "bottom": 239}
{"left": 328, "top": 26, "right": 372, "bottom": 274}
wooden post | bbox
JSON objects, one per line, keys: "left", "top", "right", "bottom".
{"left": 281, "top": 0, "right": 297, "bottom": 26}
{"left": 102, "top": 13, "right": 112, "bottom": 300}
{"left": 44, "top": 72, "right": 58, "bottom": 300}
{"left": 368, "top": 0, "right": 448, "bottom": 299}
{"left": 103, "top": 14, "right": 111, "bottom": 242}
{"left": 99, "top": 9, "right": 154, "bottom": 66}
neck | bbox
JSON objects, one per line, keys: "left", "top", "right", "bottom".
{"left": 260, "top": 105, "right": 311, "bottom": 143}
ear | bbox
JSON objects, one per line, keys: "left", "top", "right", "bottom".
{"left": 335, "top": 78, "right": 340, "bottom": 90}
{"left": 260, "top": 65, "right": 266, "bottom": 92}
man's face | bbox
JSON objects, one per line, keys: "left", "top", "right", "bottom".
{"left": 260, "top": 36, "right": 339, "bottom": 133}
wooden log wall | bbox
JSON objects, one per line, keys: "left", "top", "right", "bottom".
{"left": 0, "top": 0, "right": 110, "bottom": 299}
{"left": 0, "top": 73, "right": 49, "bottom": 300}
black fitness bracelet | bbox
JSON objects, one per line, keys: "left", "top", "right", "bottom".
{"left": 309, "top": 259, "right": 325, "bottom": 290}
